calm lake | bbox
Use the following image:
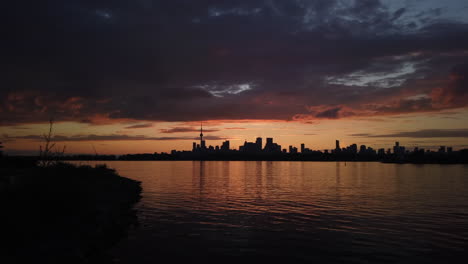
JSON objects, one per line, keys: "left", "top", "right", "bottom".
{"left": 75, "top": 161, "right": 468, "bottom": 263}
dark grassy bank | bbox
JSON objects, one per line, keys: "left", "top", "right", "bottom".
{"left": 0, "top": 158, "right": 142, "bottom": 263}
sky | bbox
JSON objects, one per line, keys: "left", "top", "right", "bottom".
{"left": 1, "top": 0, "right": 468, "bottom": 155}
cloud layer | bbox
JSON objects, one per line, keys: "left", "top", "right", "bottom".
{"left": 351, "top": 129, "right": 468, "bottom": 138}
{"left": 2, "top": 0, "right": 468, "bottom": 125}
{"left": 5, "top": 134, "right": 228, "bottom": 142}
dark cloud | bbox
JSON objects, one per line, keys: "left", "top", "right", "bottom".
{"left": 431, "top": 63, "right": 468, "bottom": 108}
{"left": 392, "top": 8, "right": 406, "bottom": 21}
{"left": 350, "top": 133, "right": 372, "bottom": 137}
{"left": 124, "top": 123, "right": 153, "bottom": 129}
{"left": 160, "top": 127, "right": 219, "bottom": 133}
{"left": 5, "top": 134, "right": 228, "bottom": 142}
{"left": 350, "top": 129, "right": 468, "bottom": 138}
{"left": 2, "top": 0, "right": 468, "bottom": 124}
{"left": 314, "top": 107, "right": 342, "bottom": 119}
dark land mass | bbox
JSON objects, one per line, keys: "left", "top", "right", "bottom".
{"left": 17, "top": 149, "right": 468, "bottom": 164}
{"left": 0, "top": 157, "right": 142, "bottom": 264}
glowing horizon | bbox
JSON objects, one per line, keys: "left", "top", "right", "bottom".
{"left": 3, "top": 108, "right": 468, "bottom": 155}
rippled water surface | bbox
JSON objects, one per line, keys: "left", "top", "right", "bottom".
{"left": 79, "top": 161, "right": 468, "bottom": 262}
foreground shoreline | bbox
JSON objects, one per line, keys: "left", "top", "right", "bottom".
{"left": 0, "top": 159, "right": 142, "bottom": 263}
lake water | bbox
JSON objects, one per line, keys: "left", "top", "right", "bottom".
{"left": 76, "top": 161, "right": 468, "bottom": 263}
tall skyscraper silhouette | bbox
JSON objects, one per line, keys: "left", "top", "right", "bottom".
{"left": 200, "top": 123, "right": 206, "bottom": 149}
{"left": 256, "top": 137, "right": 263, "bottom": 150}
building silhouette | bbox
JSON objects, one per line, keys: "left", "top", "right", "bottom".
{"left": 221, "top": 140, "right": 230, "bottom": 151}
{"left": 160, "top": 127, "right": 465, "bottom": 163}
{"left": 289, "top": 145, "right": 298, "bottom": 154}
{"left": 264, "top": 138, "right": 281, "bottom": 153}
{"left": 192, "top": 123, "right": 208, "bottom": 152}
{"left": 335, "top": 140, "right": 340, "bottom": 152}
{"left": 240, "top": 140, "right": 261, "bottom": 152}
{"left": 200, "top": 123, "right": 206, "bottom": 149}
{"left": 256, "top": 137, "right": 262, "bottom": 150}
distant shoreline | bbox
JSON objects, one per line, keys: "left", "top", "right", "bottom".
{"left": 60, "top": 158, "right": 468, "bottom": 164}
{"left": 4, "top": 153, "right": 468, "bottom": 164}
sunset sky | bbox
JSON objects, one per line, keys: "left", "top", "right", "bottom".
{"left": 2, "top": 0, "right": 468, "bottom": 155}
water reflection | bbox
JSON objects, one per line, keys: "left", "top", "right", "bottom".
{"left": 192, "top": 160, "right": 205, "bottom": 195}
{"left": 73, "top": 161, "right": 468, "bottom": 263}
